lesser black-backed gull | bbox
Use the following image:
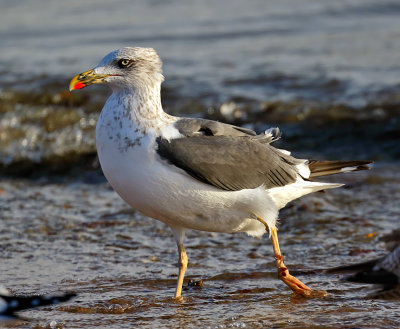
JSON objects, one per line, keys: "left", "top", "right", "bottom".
{"left": 0, "top": 285, "right": 75, "bottom": 319}
{"left": 329, "top": 229, "right": 400, "bottom": 286}
{"left": 69, "top": 47, "right": 371, "bottom": 299}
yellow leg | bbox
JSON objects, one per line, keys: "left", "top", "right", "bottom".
{"left": 174, "top": 243, "right": 188, "bottom": 300}
{"left": 258, "top": 218, "right": 327, "bottom": 297}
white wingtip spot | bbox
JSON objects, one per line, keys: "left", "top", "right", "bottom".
{"left": 31, "top": 298, "right": 40, "bottom": 307}
{"left": 340, "top": 166, "right": 359, "bottom": 173}
{"left": 0, "top": 299, "right": 7, "bottom": 313}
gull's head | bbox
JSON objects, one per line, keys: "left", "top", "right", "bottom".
{"left": 69, "top": 47, "right": 164, "bottom": 92}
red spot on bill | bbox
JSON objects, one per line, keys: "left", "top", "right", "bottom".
{"left": 73, "top": 82, "right": 86, "bottom": 90}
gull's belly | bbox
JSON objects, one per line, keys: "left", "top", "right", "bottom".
{"left": 96, "top": 132, "right": 270, "bottom": 236}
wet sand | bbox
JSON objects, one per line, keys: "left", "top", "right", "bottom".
{"left": 1, "top": 165, "right": 400, "bottom": 328}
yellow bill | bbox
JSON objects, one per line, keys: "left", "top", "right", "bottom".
{"left": 69, "top": 69, "right": 110, "bottom": 91}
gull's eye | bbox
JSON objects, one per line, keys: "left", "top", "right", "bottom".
{"left": 118, "top": 59, "right": 132, "bottom": 68}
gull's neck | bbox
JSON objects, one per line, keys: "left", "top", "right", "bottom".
{"left": 114, "top": 83, "right": 174, "bottom": 133}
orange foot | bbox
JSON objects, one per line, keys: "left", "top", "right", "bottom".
{"left": 279, "top": 266, "right": 327, "bottom": 298}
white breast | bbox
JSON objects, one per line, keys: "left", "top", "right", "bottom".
{"left": 95, "top": 101, "right": 274, "bottom": 237}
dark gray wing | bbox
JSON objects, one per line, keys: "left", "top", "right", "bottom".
{"left": 174, "top": 118, "right": 257, "bottom": 137}
{"left": 157, "top": 119, "right": 299, "bottom": 190}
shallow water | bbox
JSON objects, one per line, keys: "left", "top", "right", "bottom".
{"left": 2, "top": 0, "right": 400, "bottom": 104}
{"left": 1, "top": 0, "right": 400, "bottom": 328}
{"left": 1, "top": 166, "right": 400, "bottom": 328}
{"left": 1, "top": 0, "right": 400, "bottom": 170}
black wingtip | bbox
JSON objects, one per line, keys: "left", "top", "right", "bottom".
{"left": 325, "top": 258, "right": 378, "bottom": 274}
{"left": 0, "top": 291, "right": 77, "bottom": 316}
{"left": 308, "top": 159, "right": 373, "bottom": 178}
{"left": 345, "top": 270, "right": 399, "bottom": 285}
